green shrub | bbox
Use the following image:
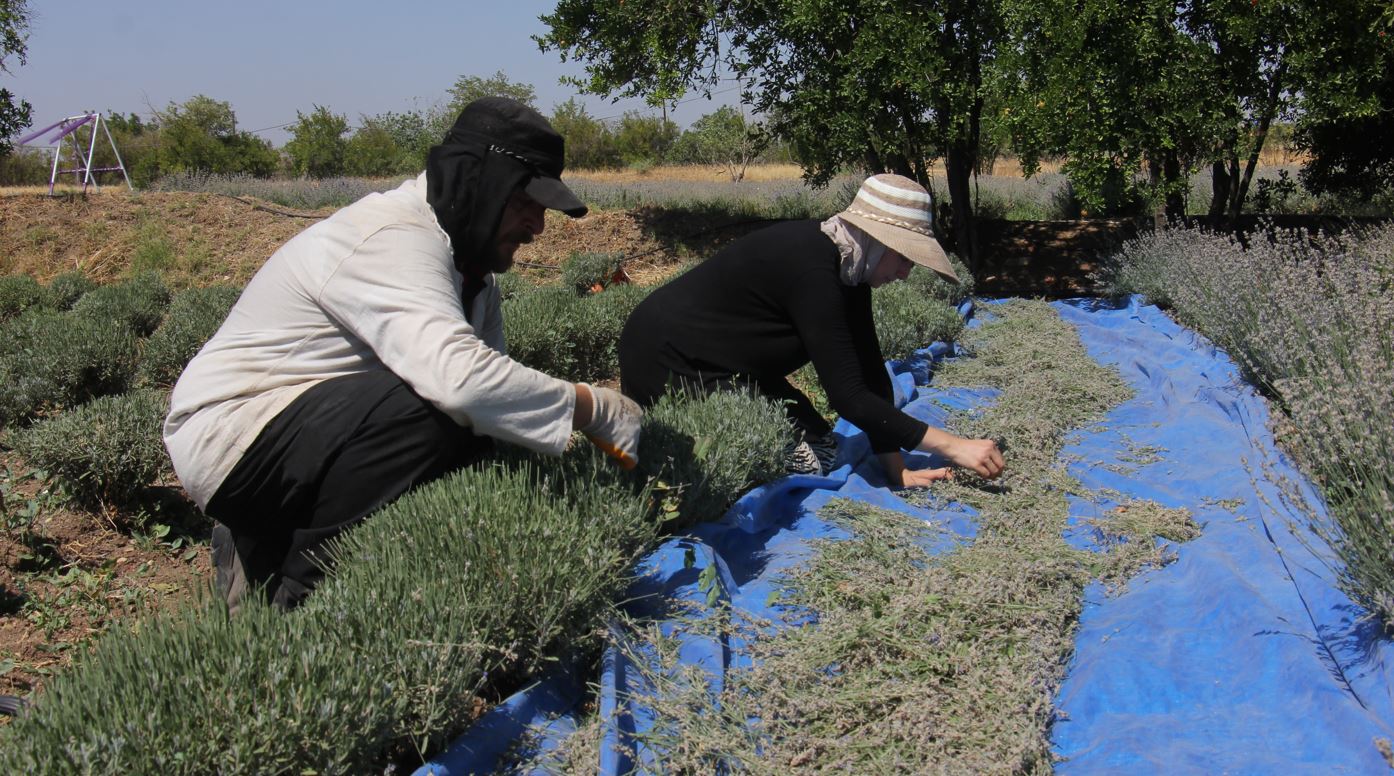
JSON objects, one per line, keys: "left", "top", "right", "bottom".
{"left": 0, "top": 274, "right": 46, "bottom": 321}
{"left": 0, "top": 310, "right": 141, "bottom": 428}
{"left": 504, "top": 283, "right": 650, "bottom": 382}
{"left": 640, "top": 389, "right": 790, "bottom": 524}
{"left": 44, "top": 271, "right": 97, "bottom": 311}
{"left": 503, "top": 285, "right": 579, "bottom": 377}
{"left": 10, "top": 390, "right": 169, "bottom": 509}
{"left": 571, "top": 283, "right": 649, "bottom": 380}
{"left": 494, "top": 270, "right": 531, "bottom": 301}
{"left": 873, "top": 280, "right": 967, "bottom": 361}
{"left": 0, "top": 388, "right": 789, "bottom": 774}
{"left": 137, "top": 286, "right": 242, "bottom": 387}
{"left": 903, "top": 259, "right": 974, "bottom": 306}
{"left": 71, "top": 271, "right": 172, "bottom": 337}
{"left": 561, "top": 251, "right": 624, "bottom": 293}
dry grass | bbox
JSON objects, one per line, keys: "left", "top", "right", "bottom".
{"left": 512, "top": 300, "right": 1198, "bottom": 774}
{"left": 568, "top": 163, "right": 806, "bottom": 183}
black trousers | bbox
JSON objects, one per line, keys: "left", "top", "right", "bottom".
{"left": 618, "top": 334, "right": 833, "bottom": 441}
{"left": 204, "top": 371, "right": 492, "bottom": 609}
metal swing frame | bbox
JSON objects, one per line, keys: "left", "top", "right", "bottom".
{"left": 15, "top": 112, "right": 134, "bottom": 196}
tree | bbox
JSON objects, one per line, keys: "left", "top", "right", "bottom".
{"left": 155, "top": 95, "right": 277, "bottom": 177}
{"left": 447, "top": 70, "right": 538, "bottom": 114}
{"left": 1001, "top": 0, "right": 1222, "bottom": 219}
{"left": 344, "top": 123, "right": 404, "bottom": 177}
{"left": 538, "top": 0, "right": 1007, "bottom": 268}
{"left": 670, "top": 106, "right": 766, "bottom": 181}
{"left": 614, "top": 111, "right": 678, "bottom": 166}
{"left": 1293, "top": 2, "right": 1394, "bottom": 198}
{"left": 285, "top": 105, "right": 349, "bottom": 178}
{"left": 549, "top": 98, "right": 620, "bottom": 169}
{"left": 1003, "top": 0, "right": 1385, "bottom": 222}
{"left": 360, "top": 108, "right": 442, "bottom": 172}
{"left": 1, "top": 0, "right": 32, "bottom": 157}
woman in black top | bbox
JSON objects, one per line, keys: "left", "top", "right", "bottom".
{"left": 619, "top": 174, "right": 1004, "bottom": 486}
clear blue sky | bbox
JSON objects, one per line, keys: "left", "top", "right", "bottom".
{"left": 8, "top": 1, "right": 741, "bottom": 145}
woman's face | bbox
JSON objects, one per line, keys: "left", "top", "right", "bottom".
{"left": 868, "top": 250, "right": 913, "bottom": 287}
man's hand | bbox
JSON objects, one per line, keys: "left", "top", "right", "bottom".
{"left": 943, "top": 437, "right": 1005, "bottom": 479}
{"left": 578, "top": 384, "right": 641, "bottom": 469}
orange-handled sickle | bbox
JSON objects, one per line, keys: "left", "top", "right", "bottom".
{"left": 586, "top": 433, "right": 638, "bottom": 470}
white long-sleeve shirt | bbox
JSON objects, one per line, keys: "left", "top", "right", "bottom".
{"left": 164, "top": 172, "right": 575, "bottom": 509}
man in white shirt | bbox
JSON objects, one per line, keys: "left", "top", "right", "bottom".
{"left": 164, "top": 98, "right": 641, "bottom": 611}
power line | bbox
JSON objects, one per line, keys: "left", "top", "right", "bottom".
{"left": 591, "top": 83, "right": 746, "bottom": 123}
{"left": 246, "top": 120, "right": 298, "bottom": 134}
{"left": 243, "top": 81, "right": 749, "bottom": 137}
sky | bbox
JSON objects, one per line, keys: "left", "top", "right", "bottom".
{"left": 7, "top": 1, "right": 742, "bottom": 146}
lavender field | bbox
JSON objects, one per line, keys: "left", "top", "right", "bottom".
{"left": 1103, "top": 224, "right": 1394, "bottom": 627}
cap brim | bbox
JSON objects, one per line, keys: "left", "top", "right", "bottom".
{"left": 525, "top": 176, "right": 588, "bottom": 218}
{"left": 838, "top": 212, "right": 958, "bottom": 284}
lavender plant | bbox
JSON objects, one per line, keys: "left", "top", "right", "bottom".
{"left": 1102, "top": 224, "right": 1394, "bottom": 627}
{"left": 43, "top": 270, "right": 96, "bottom": 311}
{"left": 872, "top": 282, "right": 965, "bottom": 361}
{"left": 0, "top": 390, "right": 792, "bottom": 774}
{"left": 0, "top": 273, "right": 45, "bottom": 321}
{"left": 561, "top": 251, "right": 625, "bottom": 293}
{"left": 0, "top": 309, "right": 140, "bottom": 428}
{"left": 71, "top": 271, "right": 172, "bottom": 337}
{"left": 151, "top": 172, "right": 409, "bottom": 210}
{"left": 137, "top": 285, "right": 242, "bottom": 387}
{"left": 10, "top": 389, "right": 169, "bottom": 509}
{"left": 503, "top": 282, "right": 650, "bottom": 383}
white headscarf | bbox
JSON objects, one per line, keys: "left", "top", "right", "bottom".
{"left": 820, "top": 215, "right": 886, "bottom": 286}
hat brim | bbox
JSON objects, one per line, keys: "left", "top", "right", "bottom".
{"left": 838, "top": 211, "right": 958, "bottom": 283}
{"left": 525, "top": 175, "right": 588, "bottom": 218}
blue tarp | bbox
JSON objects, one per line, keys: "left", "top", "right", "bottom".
{"left": 1051, "top": 297, "right": 1394, "bottom": 773}
{"left": 418, "top": 296, "right": 1393, "bottom": 775}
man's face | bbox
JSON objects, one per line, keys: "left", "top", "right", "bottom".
{"left": 489, "top": 186, "right": 546, "bottom": 273}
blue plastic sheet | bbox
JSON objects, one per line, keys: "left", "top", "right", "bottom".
{"left": 1051, "top": 297, "right": 1394, "bottom": 773}
{"left": 418, "top": 296, "right": 1393, "bottom": 775}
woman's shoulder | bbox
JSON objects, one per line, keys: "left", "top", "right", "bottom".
{"left": 722, "top": 219, "right": 837, "bottom": 266}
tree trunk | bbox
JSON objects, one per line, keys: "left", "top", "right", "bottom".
{"left": 1163, "top": 150, "right": 1185, "bottom": 220}
{"left": 1209, "top": 159, "right": 1231, "bottom": 219}
{"left": 1150, "top": 151, "right": 1187, "bottom": 225}
{"left": 1233, "top": 58, "right": 1288, "bottom": 226}
{"left": 945, "top": 142, "right": 977, "bottom": 272}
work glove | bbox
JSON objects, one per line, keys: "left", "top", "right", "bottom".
{"left": 581, "top": 384, "right": 642, "bottom": 470}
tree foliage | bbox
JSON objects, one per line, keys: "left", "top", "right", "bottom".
{"left": 285, "top": 105, "right": 349, "bottom": 178}
{"left": 345, "top": 108, "right": 443, "bottom": 176}
{"left": 0, "top": 0, "right": 32, "bottom": 156}
{"left": 1003, "top": 0, "right": 1390, "bottom": 220}
{"left": 154, "top": 95, "right": 278, "bottom": 177}
{"left": 1001, "top": 0, "right": 1220, "bottom": 217}
{"left": 1292, "top": 2, "right": 1394, "bottom": 197}
{"left": 550, "top": 98, "right": 621, "bottom": 169}
{"left": 447, "top": 70, "right": 538, "bottom": 114}
{"left": 538, "top": 0, "right": 1005, "bottom": 266}
{"left": 668, "top": 106, "right": 766, "bottom": 181}
{"left": 615, "top": 110, "right": 678, "bottom": 166}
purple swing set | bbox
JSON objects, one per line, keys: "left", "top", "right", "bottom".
{"left": 16, "top": 112, "right": 133, "bottom": 195}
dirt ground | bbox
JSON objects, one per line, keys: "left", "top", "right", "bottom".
{"left": 0, "top": 187, "right": 1129, "bottom": 294}
{"left": 0, "top": 186, "right": 1141, "bottom": 706}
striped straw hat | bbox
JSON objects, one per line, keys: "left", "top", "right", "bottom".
{"left": 837, "top": 174, "right": 957, "bottom": 283}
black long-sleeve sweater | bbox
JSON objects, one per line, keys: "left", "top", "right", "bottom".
{"left": 618, "top": 219, "right": 928, "bottom": 454}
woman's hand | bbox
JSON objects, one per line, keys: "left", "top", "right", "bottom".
{"left": 895, "top": 466, "right": 954, "bottom": 488}
{"left": 942, "top": 436, "right": 1005, "bottom": 479}
{"left": 878, "top": 452, "right": 954, "bottom": 489}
